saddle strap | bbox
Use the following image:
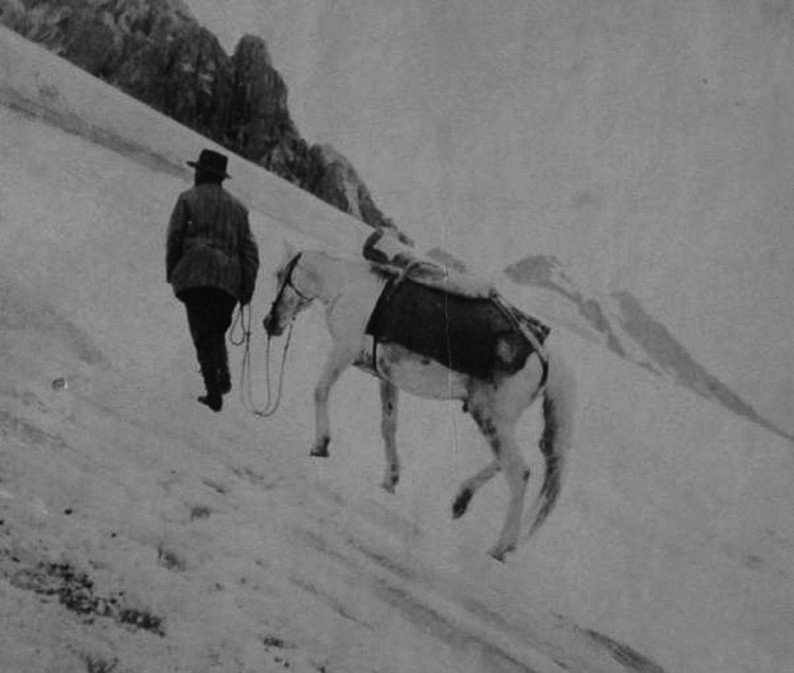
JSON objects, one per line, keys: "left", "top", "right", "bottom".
{"left": 490, "top": 295, "right": 550, "bottom": 388}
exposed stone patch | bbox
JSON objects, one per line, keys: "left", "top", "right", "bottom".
{"left": 2, "top": 552, "right": 165, "bottom": 637}
{"left": 188, "top": 504, "right": 211, "bottom": 521}
{"left": 156, "top": 544, "right": 187, "bottom": 572}
{"left": 583, "top": 628, "right": 667, "bottom": 673}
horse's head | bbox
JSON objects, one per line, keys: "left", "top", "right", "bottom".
{"left": 262, "top": 243, "right": 314, "bottom": 337}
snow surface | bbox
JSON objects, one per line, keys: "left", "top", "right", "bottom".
{"left": 1, "top": 23, "right": 794, "bottom": 673}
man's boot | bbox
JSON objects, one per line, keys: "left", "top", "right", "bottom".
{"left": 197, "top": 346, "right": 222, "bottom": 412}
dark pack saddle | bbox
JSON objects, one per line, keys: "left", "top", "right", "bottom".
{"left": 363, "top": 235, "right": 550, "bottom": 382}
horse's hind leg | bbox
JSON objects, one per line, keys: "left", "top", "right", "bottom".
{"left": 311, "top": 346, "right": 355, "bottom": 457}
{"left": 490, "top": 429, "right": 530, "bottom": 561}
{"left": 452, "top": 460, "right": 499, "bottom": 519}
{"left": 469, "top": 400, "right": 529, "bottom": 561}
{"left": 379, "top": 380, "right": 400, "bottom": 493}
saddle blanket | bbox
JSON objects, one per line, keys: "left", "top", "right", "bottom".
{"left": 366, "top": 277, "right": 550, "bottom": 381}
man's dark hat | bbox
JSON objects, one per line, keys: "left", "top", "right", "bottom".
{"left": 187, "top": 149, "right": 231, "bottom": 179}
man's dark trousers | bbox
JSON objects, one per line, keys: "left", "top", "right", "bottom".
{"left": 178, "top": 287, "right": 237, "bottom": 410}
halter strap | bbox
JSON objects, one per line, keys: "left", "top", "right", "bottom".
{"left": 270, "top": 252, "right": 307, "bottom": 310}
{"left": 285, "top": 254, "right": 313, "bottom": 301}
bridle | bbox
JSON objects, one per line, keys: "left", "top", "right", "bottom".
{"left": 269, "top": 252, "right": 311, "bottom": 317}
{"left": 240, "top": 252, "right": 311, "bottom": 418}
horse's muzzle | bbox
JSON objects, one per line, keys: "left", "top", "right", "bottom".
{"left": 262, "top": 312, "right": 281, "bottom": 337}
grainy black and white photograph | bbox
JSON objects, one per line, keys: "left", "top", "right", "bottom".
{"left": 0, "top": 1, "right": 793, "bottom": 672}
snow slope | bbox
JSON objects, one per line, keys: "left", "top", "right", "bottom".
{"left": 1, "top": 25, "right": 794, "bottom": 673}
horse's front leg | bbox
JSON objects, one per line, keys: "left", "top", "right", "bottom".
{"left": 311, "top": 347, "right": 355, "bottom": 457}
{"left": 379, "top": 380, "right": 400, "bottom": 492}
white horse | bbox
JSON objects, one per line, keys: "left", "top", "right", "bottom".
{"left": 262, "top": 242, "right": 576, "bottom": 561}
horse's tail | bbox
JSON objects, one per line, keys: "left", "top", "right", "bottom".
{"left": 525, "top": 347, "right": 577, "bottom": 538}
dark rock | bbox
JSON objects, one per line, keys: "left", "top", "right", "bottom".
{"left": 308, "top": 144, "right": 396, "bottom": 231}
{"left": 229, "top": 34, "right": 293, "bottom": 161}
{"left": 0, "top": 0, "right": 27, "bottom": 30}
{"left": 113, "top": 21, "right": 234, "bottom": 143}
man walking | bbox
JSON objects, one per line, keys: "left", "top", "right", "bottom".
{"left": 166, "top": 149, "right": 260, "bottom": 412}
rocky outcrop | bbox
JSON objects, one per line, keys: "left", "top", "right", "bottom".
{"left": 0, "top": 0, "right": 242, "bottom": 147}
{"left": 0, "top": 0, "right": 25, "bottom": 27}
{"left": 227, "top": 34, "right": 319, "bottom": 193}
{"left": 307, "top": 145, "right": 404, "bottom": 236}
{"left": 229, "top": 35, "right": 293, "bottom": 162}
{"left": 0, "top": 0, "right": 405, "bottom": 238}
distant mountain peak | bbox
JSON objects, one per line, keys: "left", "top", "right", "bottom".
{"left": 611, "top": 290, "right": 790, "bottom": 441}
{"left": 506, "top": 254, "right": 627, "bottom": 358}
{"left": 506, "top": 255, "right": 792, "bottom": 442}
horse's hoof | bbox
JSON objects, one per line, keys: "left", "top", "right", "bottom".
{"left": 380, "top": 469, "right": 399, "bottom": 493}
{"left": 381, "top": 475, "right": 399, "bottom": 493}
{"left": 488, "top": 548, "right": 508, "bottom": 563}
{"left": 452, "top": 488, "right": 473, "bottom": 519}
{"left": 487, "top": 543, "right": 514, "bottom": 562}
{"left": 310, "top": 437, "right": 330, "bottom": 458}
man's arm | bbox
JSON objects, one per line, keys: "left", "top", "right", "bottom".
{"left": 238, "top": 209, "right": 260, "bottom": 305}
{"left": 166, "top": 194, "right": 188, "bottom": 282}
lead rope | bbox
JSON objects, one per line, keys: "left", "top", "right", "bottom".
{"left": 230, "top": 304, "right": 293, "bottom": 418}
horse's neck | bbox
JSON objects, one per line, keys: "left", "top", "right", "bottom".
{"left": 302, "top": 251, "right": 374, "bottom": 305}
